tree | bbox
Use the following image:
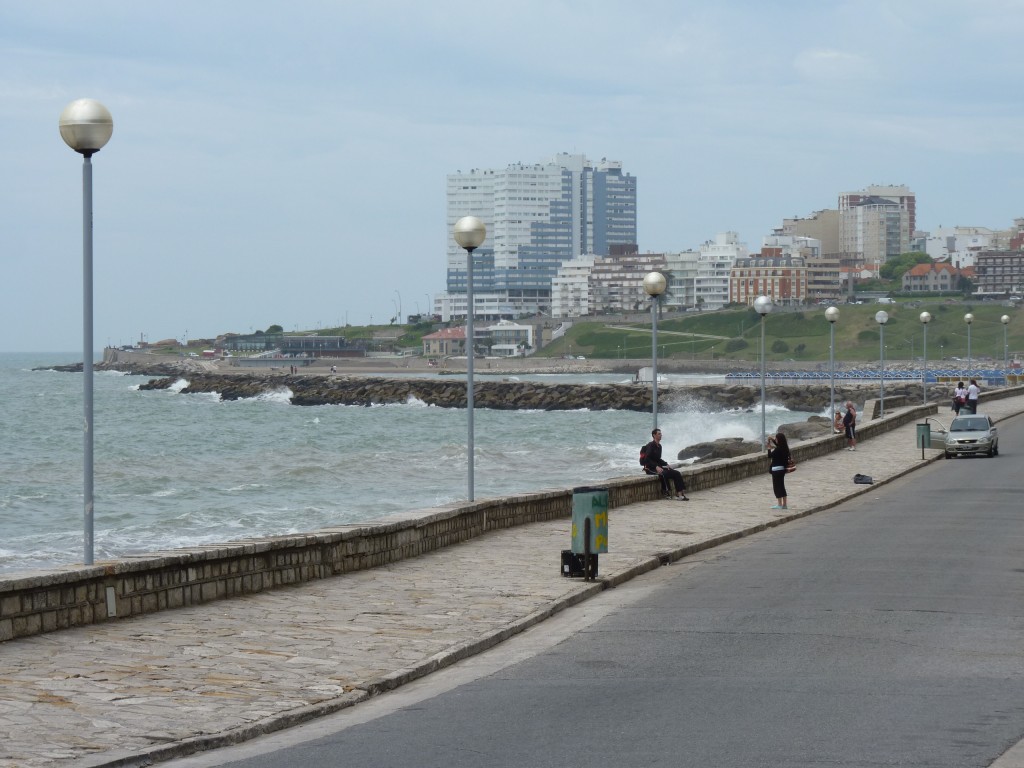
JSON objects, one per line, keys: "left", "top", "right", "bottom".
{"left": 879, "top": 252, "right": 930, "bottom": 283}
{"left": 265, "top": 324, "right": 283, "bottom": 334}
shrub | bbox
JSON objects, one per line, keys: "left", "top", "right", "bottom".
{"left": 771, "top": 340, "right": 789, "bottom": 353}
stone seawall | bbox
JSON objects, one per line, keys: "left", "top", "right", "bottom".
{"left": 136, "top": 372, "right": 936, "bottom": 413}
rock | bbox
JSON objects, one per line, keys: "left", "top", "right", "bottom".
{"left": 677, "top": 437, "right": 762, "bottom": 463}
{"left": 775, "top": 419, "right": 832, "bottom": 441}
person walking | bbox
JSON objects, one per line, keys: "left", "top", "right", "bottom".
{"left": 640, "top": 428, "right": 689, "bottom": 501}
{"left": 952, "top": 381, "right": 967, "bottom": 414}
{"left": 766, "top": 431, "right": 791, "bottom": 510}
{"left": 843, "top": 401, "right": 857, "bottom": 451}
{"left": 966, "top": 379, "right": 980, "bottom": 414}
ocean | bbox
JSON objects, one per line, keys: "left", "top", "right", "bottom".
{"left": 0, "top": 353, "right": 815, "bottom": 573}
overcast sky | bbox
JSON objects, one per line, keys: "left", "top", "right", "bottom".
{"left": 2, "top": 0, "right": 1022, "bottom": 352}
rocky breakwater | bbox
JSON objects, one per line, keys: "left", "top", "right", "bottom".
{"left": 135, "top": 373, "right": 937, "bottom": 413}
{"left": 138, "top": 373, "right": 655, "bottom": 411}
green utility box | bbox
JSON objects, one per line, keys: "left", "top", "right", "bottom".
{"left": 916, "top": 423, "right": 931, "bottom": 450}
{"left": 571, "top": 486, "right": 608, "bottom": 555}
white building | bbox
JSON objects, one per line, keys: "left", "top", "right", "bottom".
{"left": 694, "top": 232, "right": 748, "bottom": 310}
{"left": 924, "top": 226, "right": 996, "bottom": 269}
{"left": 839, "top": 184, "right": 915, "bottom": 265}
{"left": 483, "top": 319, "right": 535, "bottom": 356}
{"left": 551, "top": 257, "right": 595, "bottom": 319}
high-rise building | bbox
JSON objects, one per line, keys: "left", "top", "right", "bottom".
{"left": 838, "top": 184, "right": 915, "bottom": 266}
{"left": 441, "top": 153, "right": 637, "bottom": 321}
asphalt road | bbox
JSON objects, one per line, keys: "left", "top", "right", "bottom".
{"left": 173, "top": 415, "right": 1024, "bottom": 768}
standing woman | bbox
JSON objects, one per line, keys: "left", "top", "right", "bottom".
{"left": 766, "top": 432, "right": 791, "bottom": 510}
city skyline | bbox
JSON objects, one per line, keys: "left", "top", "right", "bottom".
{"left": 2, "top": 1, "right": 1022, "bottom": 351}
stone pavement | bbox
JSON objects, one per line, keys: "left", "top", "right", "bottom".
{"left": 2, "top": 398, "right": 1023, "bottom": 768}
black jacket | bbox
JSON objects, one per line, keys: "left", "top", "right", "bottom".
{"left": 641, "top": 440, "right": 667, "bottom": 473}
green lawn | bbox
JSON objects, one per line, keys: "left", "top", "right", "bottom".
{"left": 539, "top": 300, "right": 1022, "bottom": 364}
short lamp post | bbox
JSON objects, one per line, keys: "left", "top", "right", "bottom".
{"left": 824, "top": 306, "right": 839, "bottom": 426}
{"left": 643, "top": 271, "right": 667, "bottom": 430}
{"left": 59, "top": 98, "right": 113, "bottom": 566}
{"left": 964, "top": 312, "right": 974, "bottom": 376}
{"left": 920, "top": 312, "right": 932, "bottom": 405}
{"left": 453, "top": 216, "right": 486, "bottom": 501}
{"left": 876, "top": 310, "right": 889, "bottom": 417}
{"left": 754, "top": 295, "right": 773, "bottom": 449}
{"left": 1002, "top": 315, "right": 1010, "bottom": 369}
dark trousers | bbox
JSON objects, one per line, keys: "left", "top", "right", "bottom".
{"left": 660, "top": 467, "right": 686, "bottom": 494}
{"left": 771, "top": 469, "right": 788, "bottom": 499}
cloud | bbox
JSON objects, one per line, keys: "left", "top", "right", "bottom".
{"left": 793, "top": 48, "right": 874, "bottom": 84}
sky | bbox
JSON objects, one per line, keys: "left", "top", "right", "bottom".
{"left": 2, "top": 0, "right": 1023, "bottom": 352}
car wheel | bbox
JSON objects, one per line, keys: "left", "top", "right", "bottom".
{"left": 944, "top": 452, "right": 951, "bottom": 459}
{"left": 988, "top": 446, "right": 994, "bottom": 457}
{"left": 994, "top": 443, "right": 999, "bottom": 456}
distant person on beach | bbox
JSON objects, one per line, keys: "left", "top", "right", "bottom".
{"left": 843, "top": 401, "right": 857, "bottom": 451}
{"left": 766, "top": 432, "right": 791, "bottom": 510}
{"left": 641, "top": 428, "right": 689, "bottom": 501}
{"left": 966, "top": 379, "right": 980, "bottom": 413}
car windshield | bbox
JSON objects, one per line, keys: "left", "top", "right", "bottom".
{"left": 952, "top": 418, "right": 989, "bottom": 432}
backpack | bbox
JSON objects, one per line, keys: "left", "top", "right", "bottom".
{"left": 639, "top": 444, "right": 648, "bottom": 466}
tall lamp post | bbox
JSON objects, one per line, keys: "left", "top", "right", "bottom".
{"left": 824, "top": 306, "right": 839, "bottom": 426}
{"left": 876, "top": 310, "right": 889, "bottom": 417}
{"left": 643, "top": 271, "right": 667, "bottom": 430}
{"left": 920, "top": 312, "right": 932, "bottom": 405}
{"left": 964, "top": 312, "right": 974, "bottom": 377}
{"left": 1001, "top": 315, "right": 1010, "bottom": 369}
{"left": 453, "top": 216, "right": 486, "bottom": 501}
{"left": 754, "top": 296, "right": 773, "bottom": 449}
{"left": 60, "top": 98, "right": 113, "bottom": 567}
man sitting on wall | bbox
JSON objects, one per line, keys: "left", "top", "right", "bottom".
{"left": 641, "top": 428, "right": 689, "bottom": 501}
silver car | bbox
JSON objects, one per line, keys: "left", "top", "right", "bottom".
{"left": 944, "top": 414, "right": 999, "bottom": 458}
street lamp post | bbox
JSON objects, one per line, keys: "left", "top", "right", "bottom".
{"left": 964, "top": 313, "right": 974, "bottom": 376}
{"left": 754, "top": 296, "right": 773, "bottom": 449}
{"left": 920, "top": 312, "right": 932, "bottom": 405}
{"left": 643, "top": 272, "right": 667, "bottom": 430}
{"left": 825, "top": 306, "right": 839, "bottom": 427}
{"left": 393, "top": 290, "right": 402, "bottom": 325}
{"left": 453, "top": 216, "right": 486, "bottom": 501}
{"left": 59, "top": 98, "right": 113, "bottom": 567}
{"left": 1001, "top": 315, "right": 1010, "bottom": 369}
{"left": 876, "top": 310, "right": 889, "bottom": 417}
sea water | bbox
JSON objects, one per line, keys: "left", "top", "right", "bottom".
{"left": 0, "top": 353, "right": 814, "bottom": 572}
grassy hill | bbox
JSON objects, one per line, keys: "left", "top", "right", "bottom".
{"left": 538, "top": 299, "right": 1022, "bottom": 364}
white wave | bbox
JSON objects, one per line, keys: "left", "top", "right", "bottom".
{"left": 169, "top": 378, "right": 189, "bottom": 393}
{"left": 245, "top": 388, "right": 293, "bottom": 404}
{"left": 225, "top": 483, "right": 267, "bottom": 492}
{"left": 150, "top": 489, "right": 179, "bottom": 498}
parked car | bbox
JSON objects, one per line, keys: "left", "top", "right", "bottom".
{"left": 944, "top": 414, "right": 999, "bottom": 458}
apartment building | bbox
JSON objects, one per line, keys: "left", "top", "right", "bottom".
{"left": 839, "top": 184, "right": 915, "bottom": 266}
{"left": 441, "top": 153, "right": 637, "bottom": 321}
{"left": 589, "top": 253, "right": 668, "bottom": 314}
{"left": 729, "top": 252, "right": 808, "bottom": 306}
